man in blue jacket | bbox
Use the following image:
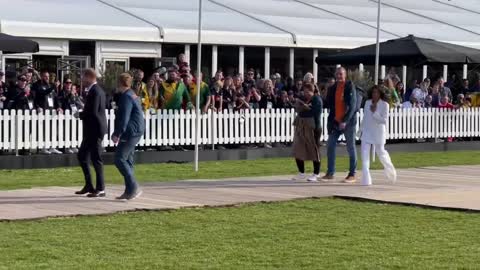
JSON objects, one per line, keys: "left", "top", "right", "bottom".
{"left": 322, "top": 67, "right": 358, "bottom": 183}
{"left": 111, "top": 73, "right": 145, "bottom": 200}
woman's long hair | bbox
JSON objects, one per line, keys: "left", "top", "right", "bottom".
{"left": 147, "top": 78, "right": 159, "bottom": 109}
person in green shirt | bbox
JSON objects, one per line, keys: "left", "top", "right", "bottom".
{"left": 189, "top": 72, "right": 211, "bottom": 113}
{"left": 159, "top": 67, "right": 192, "bottom": 110}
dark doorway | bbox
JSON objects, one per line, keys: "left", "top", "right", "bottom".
{"left": 69, "top": 41, "right": 95, "bottom": 67}
{"left": 130, "top": 57, "right": 156, "bottom": 81}
{"left": 218, "top": 46, "right": 238, "bottom": 76}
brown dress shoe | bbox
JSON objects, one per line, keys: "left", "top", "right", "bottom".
{"left": 343, "top": 175, "right": 357, "bottom": 183}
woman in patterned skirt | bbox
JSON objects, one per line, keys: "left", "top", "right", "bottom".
{"left": 292, "top": 83, "right": 323, "bottom": 182}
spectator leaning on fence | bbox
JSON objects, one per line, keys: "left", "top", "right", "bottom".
{"left": 323, "top": 67, "right": 358, "bottom": 183}
{"left": 276, "top": 90, "right": 294, "bottom": 109}
{"left": 31, "top": 71, "right": 62, "bottom": 155}
{"left": 159, "top": 67, "right": 192, "bottom": 110}
{"left": 31, "top": 70, "right": 59, "bottom": 113}
{"left": 411, "top": 81, "right": 429, "bottom": 107}
{"left": 222, "top": 76, "right": 235, "bottom": 110}
{"left": 259, "top": 79, "right": 277, "bottom": 109}
{"left": 6, "top": 75, "right": 32, "bottom": 110}
{"left": 210, "top": 80, "right": 224, "bottom": 112}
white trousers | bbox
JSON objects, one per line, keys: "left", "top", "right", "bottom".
{"left": 361, "top": 142, "right": 397, "bottom": 186}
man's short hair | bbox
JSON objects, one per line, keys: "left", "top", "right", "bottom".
{"left": 119, "top": 72, "right": 133, "bottom": 88}
{"left": 40, "top": 70, "right": 49, "bottom": 75}
{"left": 335, "top": 67, "right": 347, "bottom": 74}
{"left": 83, "top": 68, "right": 97, "bottom": 79}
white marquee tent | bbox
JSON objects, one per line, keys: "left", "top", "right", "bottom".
{"left": 1, "top": 0, "right": 480, "bottom": 49}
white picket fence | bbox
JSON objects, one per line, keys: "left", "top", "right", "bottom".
{"left": 1, "top": 108, "right": 480, "bottom": 151}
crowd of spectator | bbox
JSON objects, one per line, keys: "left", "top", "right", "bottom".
{"left": 1, "top": 53, "right": 479, "bottom": 155}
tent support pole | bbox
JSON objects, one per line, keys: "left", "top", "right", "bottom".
{"left": 374, "top": 0, "right": 381, "bottom": 83}
{"left": 194, "top": 0, "right": 203, "bottom": 172}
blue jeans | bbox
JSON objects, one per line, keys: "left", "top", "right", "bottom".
{"left": 326, "top": 123, "right": 357, "bottom": 176}
{"left": 114, "top": 136, "right": 141, "bottom": 195}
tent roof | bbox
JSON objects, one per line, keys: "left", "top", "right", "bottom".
{"left": 317, "top": 35, "right": 480, "bottom": 65}
{"left": 1, "top": 0, "right": 480, "bottom": 48}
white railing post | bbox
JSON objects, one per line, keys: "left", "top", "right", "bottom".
{"left": 14, "top": 110, "right": 19, "bottom": 156}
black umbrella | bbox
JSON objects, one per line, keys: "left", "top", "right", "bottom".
{"left": 0, "top": 33, "right": 39, "bottom": 54}
{"left": 316, "top": 35, "right": 480, "bottom": 66}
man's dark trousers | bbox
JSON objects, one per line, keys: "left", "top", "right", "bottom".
{"left": 78, "top": 137, "right": 105, "bottom": 191}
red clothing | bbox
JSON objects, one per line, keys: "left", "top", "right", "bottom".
{"left": 438, "top": 102, "right": 454, "bottom": 109}
{"left": 335, "top": 82, "right": 346, "bottom": 123}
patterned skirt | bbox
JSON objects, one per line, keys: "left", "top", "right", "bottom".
{"left": 292, "top": 117, "right": 321, "bottom": 161}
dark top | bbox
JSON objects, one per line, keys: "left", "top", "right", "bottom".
{"left": 79, "top": 84, "right": 107, "bottom": 139}
{"left": 210, "top": 88, "right": 223, "bottom": 110}
{"left": 7, "top": 87, "right": 32, "bottom": 110}
{"left": 325, "top": 80, "right": 357, "bottom": 132}
{"left": 298, "top": 95, "right": 323, "bottom": 130}
{"left": 112, "top": 89, "right": 145, "bottom": 139}
{"left": 31, "top": 80, "right": 56, "bottom": 110}
{"left": 242, "top": 79, "right": 256, "bottom": 94}
{"left": 222, "top": 88, "right": 233, "bottom": 110}
{"left": 57, "top": 89, "right": 84, "bottom": 111}
{"left": 276, "top": 97, "right": 294, "bottom": 109}
{"left": 259, "top": 93, "right": 277, "bottom": 109}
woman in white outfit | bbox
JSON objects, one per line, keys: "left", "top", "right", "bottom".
{"left": 361, "top": 85, "right": 397, "bottom": 186}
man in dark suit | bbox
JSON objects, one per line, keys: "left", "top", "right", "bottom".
{"left": 75, "top": 68, "right": 107, "bottom": 197}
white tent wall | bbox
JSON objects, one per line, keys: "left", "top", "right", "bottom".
{"left": 0, "top": 0, "right": 480, "bottom": 48}
{"left": 105, "top": 0, "right": 294, "bottom": 46}
{"left": 0, "top": 0, "right": 160, "bottom": 42}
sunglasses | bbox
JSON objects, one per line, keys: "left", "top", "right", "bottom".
{"left": 19, "top": 78, "right": 27, "bottom": 82}
{"left": 248, "top": 73, "right": 254, "bottom": 75}
{"left": 65, "top": 81, "right": 72, "bottom": 84}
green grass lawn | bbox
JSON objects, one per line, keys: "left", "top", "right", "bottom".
{"left": 0, "top": 198, "right": 479, "bottom": 270}
{"left": 1, "top": 150, "right": 480, "bottom": 190}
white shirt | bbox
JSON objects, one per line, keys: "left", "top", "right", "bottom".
{"left": 361, "top": 99, "right": 389, "bottom": 145}
{"left": 402, "top": 101, "right": 412, "bottom": 109}
{"left": 411, "top": 87, "right": 428, "bottom": 104}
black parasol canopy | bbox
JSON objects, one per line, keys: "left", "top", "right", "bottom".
{"left": 316, "top": 35, "right": 480, "bottom": 66}
{"left": 0, "top": 33, "right": 39, "bottom": 54}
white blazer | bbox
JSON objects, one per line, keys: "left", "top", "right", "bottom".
{"left": 361, "top": 99, "right": 389, "bottom": 145}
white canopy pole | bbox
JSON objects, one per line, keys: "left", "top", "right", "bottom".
{"left": 374, "top": 0, "right": 381, "bottom": 83}
{"left": 194, "top": 0, "right": 203, "bottom": 172}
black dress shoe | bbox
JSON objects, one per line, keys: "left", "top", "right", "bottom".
{"left": 75, "top": 186, "right": 95, "bottom": 195}
{"left": 87, "top": 190, "right": 106, "bottom": 198}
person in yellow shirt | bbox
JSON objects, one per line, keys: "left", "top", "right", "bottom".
{"left": 133, "top": 69, "right": 150, "bottom": 111}
{"left": 188, "top": 72, "right": 211, "bottom": 113}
